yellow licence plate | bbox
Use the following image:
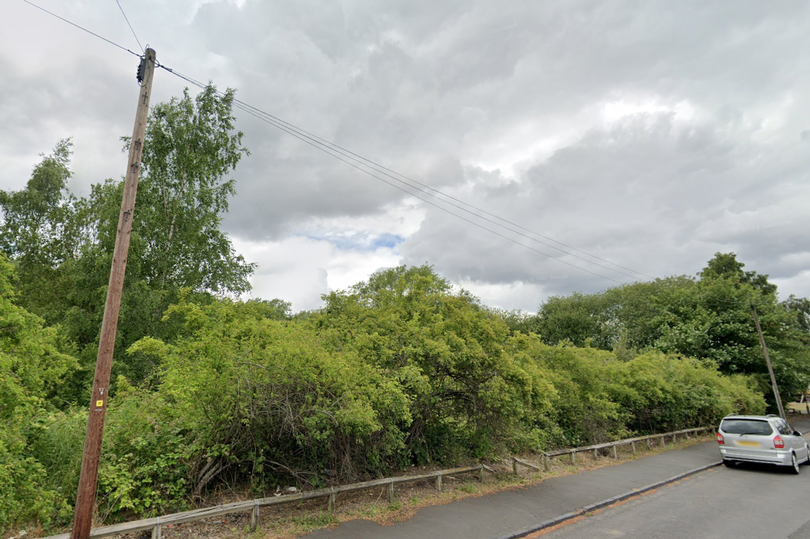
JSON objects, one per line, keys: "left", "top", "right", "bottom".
{"left": 736, "top": 440, "right": 760, "bottom": 447}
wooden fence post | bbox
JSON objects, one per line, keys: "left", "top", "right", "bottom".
{"left": 479, "top": 465, "right": 484, "bottom": 482}
{"left": 631, "top": 441, "right": 636, "bottom": 454}
{"left": 435, "top": 475, "right": 442, "bottom": 492}
{"left": 612, "top": 445, "right": 618, "bottom": 459}
{"left": 593, "top": 448, "right": 598, "bottom": 460}
{"left": 570, "top": 451, "right": 576, "bottom": 465}
{"left": 387, "top": 479, "right": 394, "bottom": 503}
{"left": 661, "top": 434, "right": 665, "bottom": 446}
{"left": 250, "top": 500, "right": 259, "bottom": 530}
{"left": 543, "top": 454, "right": 550, "bottom": 472}
{"left": 328, "top": 489, "right": 335, "bottom": 514}
{"left": 152, "top": 517, "right": 161, "bottom": 539}
{"left": 513, "top": 458, "right": 519, "bottom": 475}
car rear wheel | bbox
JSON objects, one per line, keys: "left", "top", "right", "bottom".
{"left": 790, "top": 452, "right": 800, "bottom": 475}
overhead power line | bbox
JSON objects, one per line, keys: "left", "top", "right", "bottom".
{"left": 162, "top": 67, "right": 649, "bottom": 283}
{"left": 231, "top": 91, "right": 653, "bottom": 280}
{"left": 161, "top": 67, "right": 628, "bottom": 284}
{"left": 23, "top": 0, "right": 141, "bottom": 58}
{"left": 114, "top": 0, "right": 144, "bottom": 52}
{"left": 22, "top": 0, "right": 651, "bottom": 284}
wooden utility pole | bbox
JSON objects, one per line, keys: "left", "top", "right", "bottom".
{"left": 751, "top": 303, "right": 786, "bottom": 419}
{"left": 71, "top": 47, "right": 156, "bottom": 539}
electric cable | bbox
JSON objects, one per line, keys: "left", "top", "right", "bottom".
{"left": 161, "top": 67, "right": 627, "bottom": 284}
{"left": 20, "top": 0, "right": 651, "bottom": 284}
{"left": 23, "top": 0, "right": 141, "bottom": 58}
{"left": 114, "top": 0, "right": 144, "bottom": 52}
{"left": 161, "top": 66, "right": 647, "bottom": 282}
{"left": 234, "top": 94, "right": 654, "bottom": 280}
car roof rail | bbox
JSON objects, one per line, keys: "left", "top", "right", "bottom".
{"left": 766, "top": 414, "right": 779, "bottom": 418}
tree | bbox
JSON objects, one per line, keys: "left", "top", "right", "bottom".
{"left": 783, "top": 295, "right": 810, "bottom": 334}
{"left": 59, "top": 85, "right": 256, "bottom": 388}
{"left": 0, "top": 140, "right": 81, "bottom": 321}
{"left": 0, "top": 86, "right": 260, "bottom": 394}
{"left": 700, "top": 251, "right": 777, "bottom": 296}
{"left": 130, "top": 84, "right": 255, "bottom": 295}
{"left": 318, "top": 265, "right": 552, "bottom": 461}
{"left": 520, "top": 253, "right": 810, "bottom": 412}
{"left": 532, "top": 292, "right": 609, "bottom": 348}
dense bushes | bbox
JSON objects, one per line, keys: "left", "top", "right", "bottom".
{"left": 61, "top": 267, "right": 762, "bottom": 522}
{"left": 504, "top": 334, "right": 765, "bottom": 447}
{"left": 516, "top": 254, "right": 810, "bottom": 410}
{"left": 1, "top": 264, "right": 767, "bottom": 533}
{"left": 0, "top": 255, "right": 77, "bottom": 529}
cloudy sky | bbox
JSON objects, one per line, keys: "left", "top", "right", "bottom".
{"left": 2, "top": 0, "right": 809, "bottom": 312}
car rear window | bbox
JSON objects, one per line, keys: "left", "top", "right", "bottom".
{"left": 720, "top": 419, "right": 774, "bottom": 435}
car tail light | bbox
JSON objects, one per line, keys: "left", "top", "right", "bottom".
{"left": 773, "top": 435, "right": 785, "bottom": 449}
{"left": 716, "top": 432, "right": 724, "bottom": 445}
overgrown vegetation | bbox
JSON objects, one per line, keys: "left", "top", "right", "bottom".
{"left": 0, "top": 85, "right": 803, "bottom": 534}
{"left": 503, "top": 253, "right": 810, "bottom": 404}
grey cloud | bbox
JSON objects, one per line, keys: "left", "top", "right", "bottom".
{"left": 399, "top": 107, "right": 810, "bottom": 302}
{"left": 4, "top": 0, "right": 810, "bottom": 310}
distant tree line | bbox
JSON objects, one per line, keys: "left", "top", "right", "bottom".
{"left": 500, "top": 252, "right": 810, "bottom": 405}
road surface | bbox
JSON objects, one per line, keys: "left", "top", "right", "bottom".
{"left": 542, "top": 458, "right": 810, "bottom": 538}
{"left": 306, "top": 416, "right": 810, "bottom": 539}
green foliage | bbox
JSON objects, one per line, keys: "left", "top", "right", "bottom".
{"left": 0, "top": 86, "right": 259, "bottom": 403}
{"left": 0, "top": 139, "right": 75, "bottom": 266}
{"left": 97, "top": 386, "right": 191, "bottom": 516}
{"left": 524, "top": 253, "right": 810, "bottom": 412}
{"left": 127, "top": 296, "right": 414, "bottom": 494}
{"left": 28, "top": 410, "right": 86, "bottom": 509}
{"left": 505, "top": 334, "right": 764, "bottom": 445}
{"left": 0, "top": 429, "right": 71, "bottom": 530}
{"left": 529, "top": 292, "right": 611, "bottom": 349}
{"left": 318, "top": 265, "right": 556, "bottom": 462}
{"left": 133, "top": 85, "right": 254, "bottom": 295}
{"left": 3, "top": 132, "right": 792, "bottom": 539}
{"left": 0, "top": 140, "right": 82, "bottom": 325}
{"left": 0, "top": 254, "right": 78, "bottom": 530}
{"left": 0, "top": 258, "right": 769, "bottom": 532}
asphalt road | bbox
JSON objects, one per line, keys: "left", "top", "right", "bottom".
{"left": 306, "top": 416, "right": 810, "bottom": 539}
{"left": 542, "top": 450, "right": 810, "bottom": 539}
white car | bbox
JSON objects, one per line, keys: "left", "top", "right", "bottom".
{"left": 717, "top": 414, "right": 810, "bottom": 474}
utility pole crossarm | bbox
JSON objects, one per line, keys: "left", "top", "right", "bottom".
{"left": 71, "top": 47, "right": 156, "bottom": 539}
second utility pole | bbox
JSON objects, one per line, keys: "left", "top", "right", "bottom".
{"left": 750, "top": 303, "right": 786, "bottom": 419}
{"left": 70, "top": 47, "right": 156, "bottom": 539}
